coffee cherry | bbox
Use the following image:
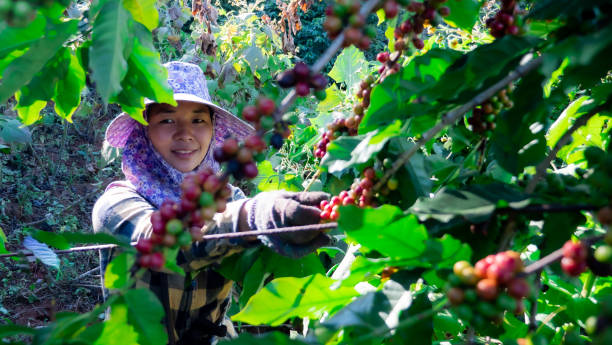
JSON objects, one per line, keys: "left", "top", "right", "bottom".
{"left": 412, "top": 37, "right": 424, "bottom": 50}
{"left": 166, "top": 219, "right": 183, "bottom": 235}
{"left": 597, "top": 206, "right": 612, "bottom": 225}
{"left": 447, "top": 287, "right": 465, "bottom": 305}
{"left": 459, "top": 266, "right": 479, "bottom": 285}
{"left": 199, "top": 191, "right": 214, "bottom": 207}
{"left": 595, "top": 245, "right": 612, "bottom": 263}
{"left": 177, "top": 231, "right": 192, "bottom": 248}
{"left": 270, "top": 133, "right": 284, "bottom": 149}
{"left": 136, "top": 238, "right": 154, "bottom": 254}
{"left": 438, "top": 6, "right": 450, "bottom": 17}
{"left": 310, "top": 74, "right": 328, "bottom": 91}
{"left": 294, "top": 62, "right": 310, "bottom": 79}
{"left": 257, "top": 98, "right": 276, "bottom": 116}
{"left": 296, "top": 82, "right": 310, "bottom": 96}
{"left": 561, "top": 257, "right": 587, "bottom": 276}
{"left": 563, "top": 240, "right": 588, "bottom": 261}
{"left": 476, "top": 278, "right": 499, "bottom": 300}
{"left": 453, "top": 260, "right": 471, "bottom": 276}
{"left": 276, "top": 70, "right": 297, "bottom": 88}
{"left": 377, "top": 52, "right": 390, "bottom": 63}
{"left": 242, "top": 106, "right": 259, "bottom": 122}
{"left": 160, "top": 201, "right": 178, "bottom": 220}
{"left": 507, "top": 278, "right": 530, "bottom": 299}
{"left": 242, "top": 162, "right": 259, "bottom": 179}
{"left": 384, "top": 1, "right": 399, "bottom": 18}
{"left": 387, "top": 178, "right": 399, "bottom": 191}
{"left": 245, "top": 134, "right": 266, "bottom": 152}
{"left": 149, "top": 252, "right": 165, "bottom": 269}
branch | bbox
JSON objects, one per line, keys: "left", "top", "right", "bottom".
{"left": 374, "top": 56, "right": 543, "bottom": 191}
{"left": 522, "top": 234, "right": 604, "bottom": 275}
{"left": 525, "top": 99, "right": 612, "bottom": 193}
{"left": 275, "top": 0, "right": 381, "bottom": 118}
{"left": 0, "top": 222, "right": 339, "bottom": 259}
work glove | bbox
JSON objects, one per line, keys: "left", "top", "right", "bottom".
{"left": 247, "top": 190, "right": 331, "bottom": 258}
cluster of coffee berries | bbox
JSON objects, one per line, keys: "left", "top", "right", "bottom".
{"left": 468, "top": 84, "right": 514, "bottom": 135}
{"left": 0, "top": 0, "right": 69, "bottom": 27}
{"left": 376, "top": 52, "right": 401, "bottom": 81}
{"left": 241, "top": 97, "right": 289, "bottom": 150}
{"left": 446, "top": 252, "right": 530, "bottom": 326}
{"left": 323, "top": 0, "right": 378, "bottom": 50}
{"left": 213, "top": 137, "right": 260, "bottom": 179}
{"left": 136, "top": 168, "right": 231, "bottom": 269}
{"left": 319, "top": 167, "right": 384, "bottom": 220}
{"left": 486, "top": 0, "right": 520, "bottom": 38}
{"left": 392, "top": 0, "right": 450, "bottom": 52}
{"left": 561, "top": 240, "right": 588, "bottom": 276}
{"left": 276, "top": 62, "right": 327, "bottom": 99}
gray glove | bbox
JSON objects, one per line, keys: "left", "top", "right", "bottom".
{"left": 247, "top": 190, "right": 330, "bottom": 258}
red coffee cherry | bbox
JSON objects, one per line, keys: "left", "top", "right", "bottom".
{"left": 242, "top": 106, "right": 259, "bottom": 122}
{"left": 563, "top": 240, "right": 588, "bottom": 261}
{"left": 561, "top": 257, "right": 587, "bottom": 276}
{"left": 135, "top": 238, "right": 154, "bottom": 254}
{"left": 257, "top": 97, "right": 276, "bottom": 116}
{"left": 447, "top": 287, "right": 465, "bottom": 305}
{"left": 507, "top": 278, "right": 530, "bottom": 299}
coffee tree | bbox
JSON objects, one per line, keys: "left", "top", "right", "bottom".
{"left": 1, "top": 0, "right": 612, "bottom": 344}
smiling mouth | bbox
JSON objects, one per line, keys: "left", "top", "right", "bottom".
{"left": 172, "top": 149, "right": 198, "bottom": 157}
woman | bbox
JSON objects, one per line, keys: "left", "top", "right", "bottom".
{"left": 92, "top": 61, "right": 328, "bottom": 345}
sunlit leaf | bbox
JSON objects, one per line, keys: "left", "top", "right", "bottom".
{"left": 23, "top": 236, "right": 60, "bottom": 270}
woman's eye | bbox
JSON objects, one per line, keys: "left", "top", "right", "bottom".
{"left": 194, "top": 118, "right": 209, "bottom": 124}
{"left": 159, "top": 118, "right": 174, "bottom": 124}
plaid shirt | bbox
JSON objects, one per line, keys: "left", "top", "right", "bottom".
{"left": 92, "top": 183, "right": 250, "bottom": 345}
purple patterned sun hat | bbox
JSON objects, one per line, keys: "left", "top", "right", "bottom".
{"left": 105, "top": 61, "right": 253, "bottom": 149}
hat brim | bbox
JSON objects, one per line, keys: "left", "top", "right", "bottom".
{"left": 106, "top": 95, "right": 254, "bottom": 149}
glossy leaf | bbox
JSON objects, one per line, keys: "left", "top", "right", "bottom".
{"left": 93, "top": 302, "right": 139, "bottom": 345}
{"left": 0, "top": 14, "right": 46, "bottom": 58}
{"left": 105, "top": 252, "right": 135, "bottom": 289}
{"left": 124, "top": 289, "right": 168, "bottom": 345}
{"left": 0, "top": 226, "right": 7, "bottom": 254}
{"left": 90, "top": 0, "right": 132, "bottom": 103}
{"left": 54, "top": 51, "right": 86, "bottom": 121}
{"left": 232, "top": 274, "right": 358, "bottom": 326}
{"left": 220, "top": 331, "right": 308, "bottom": 345}
{"left": 411, "top": 184, "right": 531, "bottom": 223}
{"left": 0, "top": 116, "right": 32, "bottom": 144}
{"left": 23, "top": 236, "right": 60, "bottom": 270}
{"left": 443, "top": 0, "right": 482, "bottom": 32}
{"left": 122, "top": 0, "right": 159, "bottom": 31}
{"left": 339, "top": 205, "right": 428, "bottom": 260}
{"left": 0, "top": 20, "right": 78, "bottom": 104}
{"left": 328, "top": 45, "right": 369, "bottom": 92}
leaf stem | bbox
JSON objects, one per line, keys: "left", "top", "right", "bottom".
{"left": 580, "top": 271, "right": 596, "bottom": 298}
{"left": 373, "top": 56, "right": 543, "bottom": 191}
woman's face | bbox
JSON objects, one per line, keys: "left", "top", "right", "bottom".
{"left": 147, "top": 101, "right": 213, "bottom": 173}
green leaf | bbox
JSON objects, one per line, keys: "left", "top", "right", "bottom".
{"left": 321, "top": 120, "right": 402, "bottom": 173}
{"left": 316, "top": 84, "right": 343, "bottom": 113}
{"left": 105, "top": 252, "right": 135, "bottom": 289}
{"left": 328, "top": 45, "right": 369, "bottom": 92}
{"left": 122, "top": 0, "right": 159, "bottom": 31}
{"left": 392, "top": 291, "right": 433, "bottom": 345}
{"left": 124, "top": 289, "right": 168, "bottom": 345}
{"left": 219, "top": 331, "right": 308, "bottom": 345}
{"left": 239, "top": 256, "right": 268, "bottom": 308}
{"left": 0, "top": 226, "right": 7, "bottom": 254}
{"left": 232, "top": 274, "right": 358, "bottom": 326}
{"left": 61, "top": 232, "right": 131, "bottom": 248}
{"left": 0, "top": 20, "right": 78, "bottom": 104}
{"left": 318, "top": 280, "right": 414, "bottom": 344}
{"left": 93, "top": 301, "right": 139, "bottom": 345}
{"left": 0, "top": 324, "right": 37, "bottom": 338}
{"left": 547, "top": 96, "right": 590, "bottom": 149}
{"left": 362, "top": 49, "right": 462, "bottom": 132}
{"left": 243, "top": 45, "right": 266, "bottom": 71}
{"left": 410, "top": 184, "right": 531, "bottom": 223}
{"left": 31, "top": 230, "right": 71, "bottom": 250}
{"left": 0, "top": 116, "right": 31, "bottom": 144}
{"left": 90, "top": 0, "right": 132, "bottom": 102}
{"left": 253, "top": 160, "right": 300, "bottom": 192}
{"left": 14, "top": 94, "right": 46, "bottom": 125}
{"left": 339, "top": 205, "right": 428, "bottom": 260}
{"left": 23, "top": 236, "right": 60, "bottom": 270}
{"left": 443, "top": 0, "right": 482, "bottom": 32}
{"left": 423, "top": 234, "right": 472, "bottom": 269}
{"left": 0, "top": 14, "right": 46, "bottom": 58}
{"left": 54, "top": 51, "right": 86, "bottom": 121}
{"left": 541, "top": 212, "right": 585, "bottom": 257}
{"left": 163, "top": 247, "right": 185, "bottom": 275}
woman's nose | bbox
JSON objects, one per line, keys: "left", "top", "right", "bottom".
{"left": 174, "top": 123, "right": 194, "bottom": 141}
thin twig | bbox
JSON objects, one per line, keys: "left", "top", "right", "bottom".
{"left": 373, "top": 56, "right": 543, "bottom": 191}
{"left": 525, "top": 99, "right": 612, "bottom": 193}
{"left": 303, "top": 170, "right": 322, "bottom": 192}
{"left": 0, "top": 222, "right": 338, "bottom": 258}
{"left": 275, "top": 0, "right": 381, "bottom": 118}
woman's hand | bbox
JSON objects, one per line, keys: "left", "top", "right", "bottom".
{"left": 240, "top": 191, "right": 330, "bottom": 245}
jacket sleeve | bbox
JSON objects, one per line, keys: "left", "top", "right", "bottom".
{"left": 92, "top": 184, "right": 253, "bottom": 273}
